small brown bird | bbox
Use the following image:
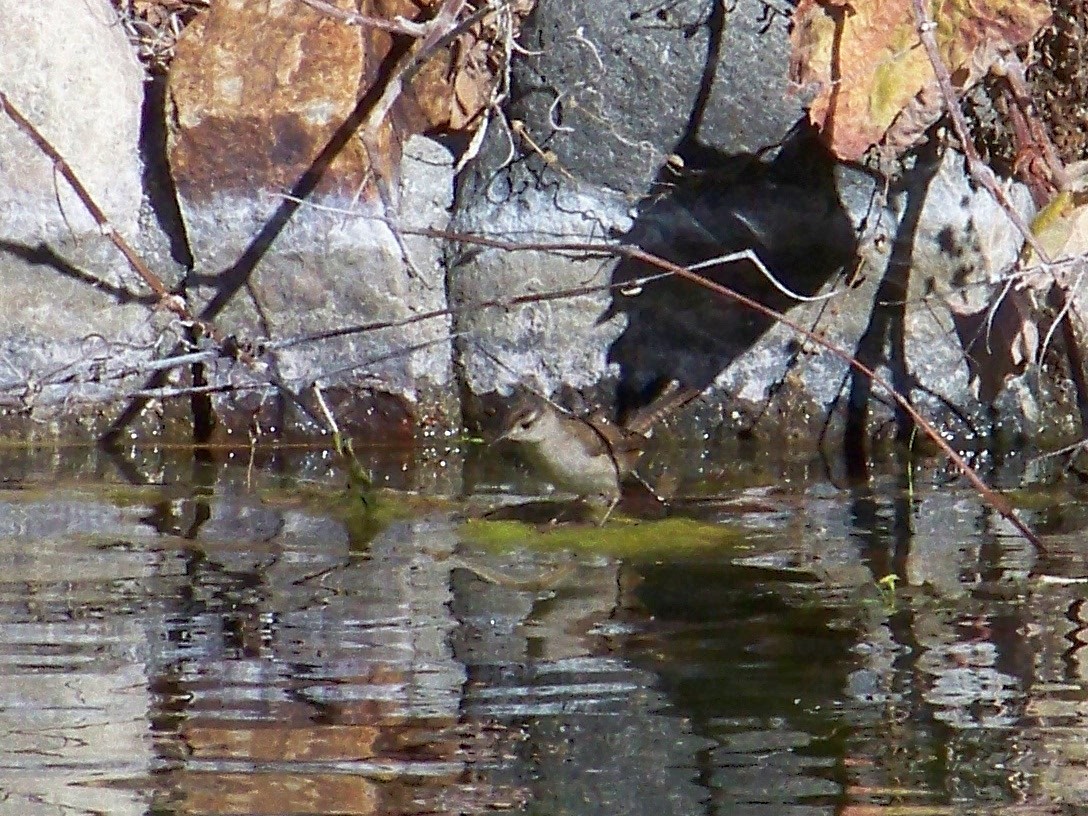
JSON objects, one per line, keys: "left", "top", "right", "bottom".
{"left": 497, "top": 381, "right": 700, "bottom": 521}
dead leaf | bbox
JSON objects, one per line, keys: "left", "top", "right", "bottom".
{"left": 1023, "top": 190, "right": 1088, "bottom": 285}
{"left": 790, "top": 0, "right": 1051, "bottom": 161}
{"left": 360, "top": 0, "right": 518, "bottom": 138}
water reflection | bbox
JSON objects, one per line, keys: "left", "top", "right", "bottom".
{"left": 0, "top": 450, "right": 1087, "bottom": 814}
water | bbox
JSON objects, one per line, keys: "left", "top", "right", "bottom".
{"left": 0, "top": 444, "right": 1084, "bottom": 815}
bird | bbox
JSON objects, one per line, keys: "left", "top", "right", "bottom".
{"left": 496, "top": 381, "right": 700, "bottom": 522}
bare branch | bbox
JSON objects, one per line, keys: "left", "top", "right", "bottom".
{"left": 908, "top": 2, "right": 1088, "bottom": 438}
{"left": 687, "top": 251, "right": 842, "bottom": 303}
{"left": 0, "top": 90, "right": 177, "bottom": 303}
{"left": 263, "top": 268, "right": 675, "bottom": 352}
{"left": 296, "top": 0, "right": 428, "bottom": 36}
{"left": 356, "top": 0, "right": 499, "bottom": 283}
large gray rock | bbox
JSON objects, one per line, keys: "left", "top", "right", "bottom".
{"left": 0, "top": 1, "right": 141, "bottom": 242}
{"left": 0, "top": 0, "right": 179, "bottom": 422}
{"left": 452, "top": 0, "right": 803, "bottom": 421}
{"left": 510, "top": 0, "right": 803, "bottom": 196}
{"left": 166, "top": 0, "right": 457, "bottom": 434}
{"left": 450, "top": 181, "right": 631, "bottom": 401}
{"left": 176, "top": 135, "right": 458, "bottom": 433}
{"left": 702, "top": 148, "right": 1048, "bottom": 439}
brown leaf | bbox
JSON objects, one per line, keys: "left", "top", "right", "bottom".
{"left": 790, "top": 0, "right": 1051, "bottom": 161}
{"left": 359, "top": 0, "right": 522, "bottom": 138}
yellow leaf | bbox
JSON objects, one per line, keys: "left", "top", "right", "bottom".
{"left": 790, "top": 0, "right": 1051, "bottom": 161}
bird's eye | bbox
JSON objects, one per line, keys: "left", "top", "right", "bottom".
{"left": 519, "top": 417, "right": 533, "bottom": 430}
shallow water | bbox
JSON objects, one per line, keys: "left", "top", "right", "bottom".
{"left": 1, "top": 443, "right": 1087, "bottom": 815}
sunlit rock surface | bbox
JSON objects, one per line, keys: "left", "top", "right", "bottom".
{"left": 0, "top": 0, "right": 182, "bottom": 419}
{"left": 450, "top": 0, "right": 811, "bottom": 419}
{"left": 167, "top": 0, "right": 457, "bottom": 427}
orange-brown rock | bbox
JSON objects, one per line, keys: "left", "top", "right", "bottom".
{"left": 167, "top": 0, "right": 509, "bottom": 203}
{"left": 167, "top": 0, "right": 372, "bottom": 202}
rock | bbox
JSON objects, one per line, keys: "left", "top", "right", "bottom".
{"left": 611, "top": 143, "right": 1059, "bottom": 445}
{"left": 510, "top": 0, "right": 803, "bottom": 197}
{"left": 450, "top": 0, "right": 821, "bottom": 428}
{"left": 454, "top": 0, "right": 1068, "bottom": 444}
{"left": 167, "top": 0, "right": 457, "bottom": 435}
{"left": 0, "top": 0, "right": 1076, "bottom": 453}
{"left": 450, "top": 176, "right": 631, "bottom": 402}
{"left": 166, "top": 0, "right": 369, "bottom": 202}
{"left": 0, "top": 0, "right": 177, "bottom": 423}
{"left": 0, "top": 1, "right": 142, "bottom": 241}
{"left": 707, "top": 147, "right": 1047, "bottom": 440}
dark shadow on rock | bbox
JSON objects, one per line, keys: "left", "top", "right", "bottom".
{"left": 0, "top": 240, "right": 160, "bottom": 308}
{"left": 607, "top": 124, "right": 860, "bottom": 423}
{"left": 603, "top": 0, "right": 860, "bottom": 424}
{"left": 843, "top": 143, "right": 939, "bottom": 475}
{"left": 140, "top": 74, "right": 194, "bottom": 270}
{"left": 139, "top": 74, "right": 215, "bottom": 442}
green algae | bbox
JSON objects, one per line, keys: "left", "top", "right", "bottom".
{"left": 461, "top": 515, "right": 754, "bottom": 559}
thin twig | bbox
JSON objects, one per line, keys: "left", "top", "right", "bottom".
{"left": 316, "top": 333, "right": 465, "bottom": 382}
{"left": 254, "top": 246, "right": 673, "bottom": 351}
{"left": 910, "top": 1, "right": 1088, "bottom": 440}
{"left": 0, "top": 90, "right": 179, "bottom": 304}
{"left": 283, "top": 193, "right": 842, "bottom": 305}
{"left": 296, "top": 0, "right": 428, "bottom": 36}
{"left": 997, "top": 51, "right": 1069, "bottom": 195}
{"left": 687, "top": 250, "right": 842, "bottom": 303}
{"left": 356, "top": 0, "right": 498, "bottom": 283}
